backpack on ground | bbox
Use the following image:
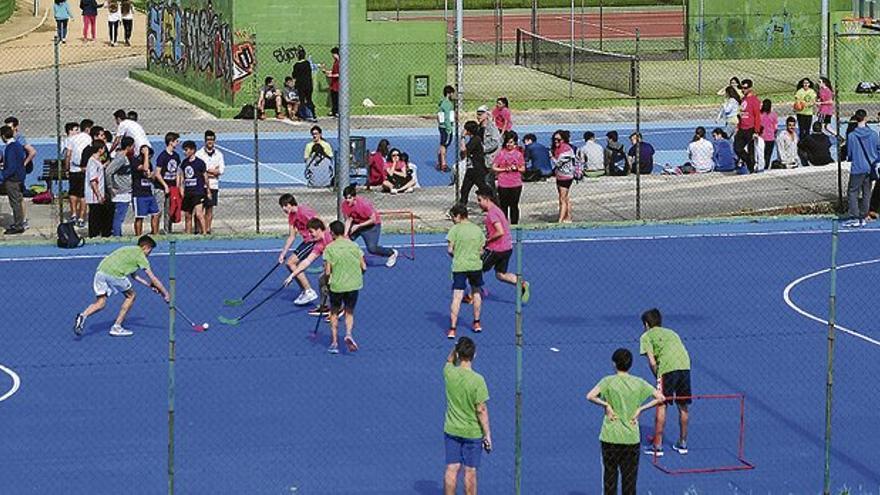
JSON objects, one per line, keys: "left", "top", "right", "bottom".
{"left": 305, "top": 153, "right": 335, "bottom": 188}
{"left": 57, "top": 221, "right": 84, "bottom": 249}
{"left": 234, "top": 104, "right": 256, "bottom": 120}
{"left": 32, "top": 190, "right": 54, "bottom": 204}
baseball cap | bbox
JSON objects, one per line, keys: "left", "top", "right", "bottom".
{"left": 476, "top": 105, "right": 489, "bottom": 113}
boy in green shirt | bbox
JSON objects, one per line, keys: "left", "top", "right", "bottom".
{"left": 446, "top": 204, "right": 486, "bottom": 339}
{"left": 323, "top": 220, "right": 366, "bottom": 354}
{"left": 74, "top": 235, "right": 169, "bottom": 337}
{"left": 639, "top": 308, "right": 692, "bottom": 457}
{"left": 444, "top": 336, "right": 491, "bottom": 495}
{"left": 437, "top": 84, "right": 455, "bottom": 172}
{"left": 587, "top": 348, "right": 664, "bottom": 495}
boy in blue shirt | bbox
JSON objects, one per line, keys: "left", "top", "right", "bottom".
{"left": 0, "top": 125, "right": 26, "bottom": 235}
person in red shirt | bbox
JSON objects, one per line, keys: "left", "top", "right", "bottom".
{"left": 733, "top": 79, "right": 763, "bottom": 173}
{"left": 474, "top": 190, "right": 530, "bottom": 303}
{"left": 278, "top": 193, "right": 322, "bottom": 306}
{"left": 323, "top": 47, "right": 340, "bottom": 118}
{"left": 341, "top": 185, "right": 399, "bottom": 268}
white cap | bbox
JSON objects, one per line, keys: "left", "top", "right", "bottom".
{"left": 476, "top": 105, "right": 489, "bottom": 113}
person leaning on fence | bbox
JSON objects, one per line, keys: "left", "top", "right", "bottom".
{"left": 793, "top": 78, "right": 817, "bottom": 140}
{"left": 734, "top": 79, "right": 762, "bottom": 173}
{"left": 604, "top": 131, "right": 628, "bottom": 176}
{"left": 443, "top": 336, "right": 491, "bottom": 495}
{"left": 437, "top": 85, "right": 455, "bottom": 172}
{"left": 844, "top": 111, "right": 879, "bottom": 228}
{"left": 798, "top": 122, "right": 833, "bottom": 167}
{"left": 0, "top": 125, "right": 26, "bottom": 235}
{"left": 522, "top": 133, "right": 553, "bottom": 181}
{"left": 711, "top": 128, "right": 736, "bottom": 173}
{"left": 491, "top": 131, "right": 525, "bottom": 224}
{"left": 577, "top": 131, "right": 606, "bottom": 178}
{"left": 53, "top": 0, "right": 73, "bottom": 44}
{"left": 775, "top": 117, "right": 801, "bottom": 169}
{"left": 587, "top": 348, "right": 664, "bottom": 495}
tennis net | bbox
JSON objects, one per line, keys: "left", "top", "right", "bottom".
{"left": 515, "top": 29, "right": 637, "bottom": 96}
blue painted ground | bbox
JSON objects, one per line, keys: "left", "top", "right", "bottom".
{"left": 0, "top": 219, "right": 877, "bottom": 493}
{"left": 25, "top": 120, "right": 825, "bottom": 190}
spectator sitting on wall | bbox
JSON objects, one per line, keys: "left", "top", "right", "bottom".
{"left": 367, "top": 139, "right": 390, "bottom": 189}
{"left": 627, "top": 132, "right": 655, "bottom": 175}
{"left": 522, "top": 133, "right": 552, "bottom": 181}
{"left": 304, "top": 125, "right": 333, "bottom": 162}
{"left": 605, "top": 131, "right": 628, "bottom": 176}
{"left": 576, "top": 131, "right": 605, "bottom": 178}
{"left": 258, "top": 76, "right": 285, "bottom": 120}
{"left": 282, "top": 76, "right": 300, "bottom": 121}
{"left": 798, "top": 122, "right": 834, "bottom": 166}
{"left": 711, "top": 128, "right": 736, "bottom": 172}
{"left": 775, "top": 117, "right": 801, "bottom": 169}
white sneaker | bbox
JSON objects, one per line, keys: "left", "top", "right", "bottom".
{"left": 385, "top": 249, "right": 399, "bottom": 268}
{"left": 109, "top": 324, "right": 133, "bottom": 337}
{"left": 294, "top": 288, "right": 318, "bottom": 306}
{"left": 842, "top": 218, "right": 864, "bottom": 228}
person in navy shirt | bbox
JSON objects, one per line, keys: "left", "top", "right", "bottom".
{"left": 178, "top": 140, "right": 210, "bottom": 234}
{"left": 131, "top": 143, "right": 159, "bottom": 236}
{"left": 711, "top": 128, "right": 737, "bottom": 172}
{"left": 4, "top": 116, "right": 37, "bottom": 229}
{"left": 1, "top": 125, "right": 27, "bottom": 234}
{"left": 153, "top": 132, "right": 181, "bottom": 233}
{"left": 522, "top": 133, "right": 553, "bottom": 179}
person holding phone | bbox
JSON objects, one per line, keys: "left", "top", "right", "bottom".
{"left": 443, "top": 336, "right": 492, "bottom": 495}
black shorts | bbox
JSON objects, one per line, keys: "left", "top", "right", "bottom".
{"left": 819, "top": 114, "right": 832, "bottom": 124}
{"left": 390, "top": 171, "right": 413, "bottom": 189}
{"left": 481, "top": 249, "right": 512, "bottom": 274}
{"left": 556, "top": 178, "right": 574, "bottom": 189}
{"left": 291, "top": 240, "right": 316, "bottom": 261}
{"left": 452, "top": 271, "right": 484, "bottom": 291}
{"left": 205, "top": 189, "right": 218, "bottom": 207}
{"left": 660, "top": 370, "right": 692, "bottom": 406}
{"left": 329, "top": 290, "right": 359, "bottom": 310}
{"left": 182, "top": 194, "right": 205, "bottom": 213}
{"left": 439, "top": 127, "right": 453, "bottom": 147}
{"left": 69, "top": 171, "right": 86, "bottom": 197}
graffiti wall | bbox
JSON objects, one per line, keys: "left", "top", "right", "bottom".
{"left": 146, "top": 0, "right": 254, "bottom": 105}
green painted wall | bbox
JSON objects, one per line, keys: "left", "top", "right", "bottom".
{"left": 0, "top": 0, "right": 14, "bottom": 24}
{"left": 686, "top": 0, "right": 849, "bottom": 60}
{"left": 143, "top": 0, "right": 446, "bottom": 115}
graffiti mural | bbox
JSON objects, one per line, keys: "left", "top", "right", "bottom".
{"left": 147, "top": 0, "right": 254, "bottom": 96}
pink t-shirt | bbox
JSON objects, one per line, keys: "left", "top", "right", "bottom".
{"left": 341, "top": 196, "right": 381, "bottom": 225}
{"left": 368, "top": 152, "right": 385, "bottom": 186}
{"left": 818, "top": 86, "right": 834, "bottom": 116}
{"left": 760, "top": 112, "right": 778, "bottom": 142}
{"left": 492, "top": 106, "right": 512, "bottom": 132}
{"left": 287, "top": 204, "right": 318, "bottom": 242}
{"left": 493, "top": 148, "right": 524, "bottom": 188}
{"left": 484, "top": 204, "right": 512, "bottom": 252}
{"left": 311, "top": 230, "right": 335, "bottom": 256}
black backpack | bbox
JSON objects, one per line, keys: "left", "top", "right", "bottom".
{"left": 57, "top": 221, "right": 84, "bottom": 249}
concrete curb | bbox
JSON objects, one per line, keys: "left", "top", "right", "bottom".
{"left": 0, "top": 4, "right": 48, "bottom": 46}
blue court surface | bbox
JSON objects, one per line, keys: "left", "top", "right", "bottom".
{"left": 0, "top": 219, "right": 878, "bottom": 494}
{"left": 26, "top": 120, "right": 816, "bottom": 190}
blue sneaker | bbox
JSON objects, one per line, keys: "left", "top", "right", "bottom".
{"left": 672, "top": 441, "right": 688, "bottom": 455}
{"left": 643, "top": 444, "right": 664, "bottom": 457}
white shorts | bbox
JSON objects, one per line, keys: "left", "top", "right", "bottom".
{"left": 93, "top": 271, "right": 132, "bottom": 297}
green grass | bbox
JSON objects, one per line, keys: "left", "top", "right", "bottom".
{"left": 368, "top": 0, "right": 682, "bottom": 10}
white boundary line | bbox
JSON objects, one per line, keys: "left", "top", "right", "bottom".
{"left": 215, "top": 144, "right": 306, "bottom": 185}
{"left": 783, "top": 259, "right": 880, "bottom": 347}
{"left": 0, "top": 364, "right": 21, "bottom": 403}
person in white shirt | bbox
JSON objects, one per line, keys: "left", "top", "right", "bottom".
{"left": 686, "top": 127, "right": 715, "bottom": 173}
{"left": 111, "top": 109, "right": 151, "bottom": 169}
{"left": 776, "top": 117, "right": 801, "bottom": 169}
{"left": 85, "top": 140, "right": 112, "bottom": 238}
{"left": 576, "top": 131, "right": 606, "bottom": 177}
{"left": 65, "top": 119, "right": 95, "bottom": 227}
{"left": 195, "top": 130, "right": 225, "bottom": 234}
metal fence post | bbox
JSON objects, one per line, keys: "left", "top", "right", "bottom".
{"left": 833, "top": 24, "right": 843, "bottom": 212}
{"left": 822, "top": 220, "right": 839, "bottom": 495}
{"left": 168, "top": 240, "right": 177, "bottom": 495}
{"left": 454, "top": 0, "right": 464, "bottom": 205}
{"left": 635, "top": 29, "right": 641, "bottom": 220}
{"left": 54, "top": 36, "right": 63, "bottom": 224}
{"left": 568, "top": 0, "right": 574, "bottom": 99}
{"left": 697, "top": 0, "right": 704, "bottom": 95}
{"left": 338, "top": 0, "right": 351, "bottom": 221}
{"left": 514, "top": 226, "right": 523, "bottom": 495}
{"left": 251, "top": 33, "right": 261, "bottom": 234}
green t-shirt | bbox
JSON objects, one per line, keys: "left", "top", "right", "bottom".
{"left": 438, "top": 97, "right": 454, "bottom": 132}
{"left": 443, "top": 362, "right": 489, "bottom": 439}
{"left": 323, "top": 238, "right": 364, "bottom": 293}
{"left": 639, "top": 326, "right": 691, "bottom": 376}
{"left": 97, "top": 246, "right": 150, "bottom": 278}
{"left": 795, "top": 88, "right": 816, "bottom": 115}
{"left": 447, "top": 221, "right": 485, "bottom": 273}
{"left": 595, "top": 373, "right": 656, "bottom": 445}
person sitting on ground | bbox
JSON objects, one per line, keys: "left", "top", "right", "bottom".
{"left": 282, "top": 76, "right": 300, "bottom": 121}
{"left": 576, "top": 131, "right": 605, "bottom": 178}
{"left": 605, "top": 131, "right": 629, "bottom": 176}
{"left": 367, "top": 139, "right": 390, "bottom": 189}
{"left": 258, "top": 76, "right": 285, "bottom": 120}
{"left": 711, "top": 128, "right": 736, "bottom": 172}
{"left": 305, "top": 142, "right": 335, "bottom": 188}
{"left": 627, "top": 133, "right": 655, "bottom": 175}
{"left": 663, "top": 126, "right": 715, "bottom": 175}
{"left": 775, "top": 116, "right": 801, "bottom": 169}
{"left": 382, "top": 148, "right": 414, "bottom": 194}
{"left": 522, "top": 133, "right": 552, "bottom": 181}
{"left": 400, "top": 152, "right": 420, "bottom": 191}
{"left": 798, "top": 121, "right": 834, "bottom": 166}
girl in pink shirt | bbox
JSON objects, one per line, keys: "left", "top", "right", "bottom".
{"left": 367, "top": 139, "right": 389, "bottom": 189}
{"left": 817, "top": 77, "right": 835, "bottom": 135}
{"left": 759, "top": 99, "right": 778, "bottom": 171}
{"left": 492, "top": 97, "right": 513, "bottom": 133}
{"left": 492, "top": 131, "right": 525, "bottom": 224}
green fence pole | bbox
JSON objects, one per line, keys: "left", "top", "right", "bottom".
{"left": 54, "top": 36, "right": 63, "bottom": 223}
{"left": 514, "top": 226, "right": 523, "bottom": 495}
{"left": 168, "top": 240, "right": 177, "bottom": 495}
{"left": 822, "top": 220, "right": 839, "bottom": 495}
{"left": 833, "top": 24, "right": 843, "bottom": 213}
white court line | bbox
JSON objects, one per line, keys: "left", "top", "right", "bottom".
{"left": 215, "top": 144, "right": 306, "bottom": 185}
{"left": 783, "top": 258, "right": 880, "bottom": 347}
{"left": 0, "top": 364, "right": 21, "bottom": 402}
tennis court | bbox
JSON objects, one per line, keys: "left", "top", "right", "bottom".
{"left": 0, "top": 219, "right": 876, "bottom": 493}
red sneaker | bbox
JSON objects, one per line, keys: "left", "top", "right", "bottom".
{"left": 447, "top": 327, "right": 456, "bottom": 339}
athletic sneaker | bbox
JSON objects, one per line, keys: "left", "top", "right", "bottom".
{"left": 308, "top": 305, "right": 330, "bottom": 316}
{"left": 643, "top": 444, "right": 664, "bottom": 457}
{"left": 447, "top": 327, "right": 456, "bottom": 339}
{"left": 74, "top": 313, "right": 86, "bottom": 336}
{"left": 109, "top": 324, "right": 133, "bottom": 337}
{"left": 521, "top": 281, "right": 531, "bottom": 304}
{"left": 386, "top": 249, "right": 399, "bottom": 268}
{"left": 472, "top": 320, "right": 482, "bottom": 333}
{"left": 327, "top": 343, "right": 339, "bottom": 354}
{"left": 344, "top": 335, "right": 359, "bottom": 352}
{"left": 842, "top": 218, "right": 865, "bottom": 228}
{"left": 294, "top": 288, "right": 318, "bottom": 306}
{"left": 672, "top": 441, "right": 688, "bottom": 455}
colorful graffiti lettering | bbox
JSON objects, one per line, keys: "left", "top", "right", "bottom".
{"left": 147, "top": 1, "right": 254, "bottom": 95}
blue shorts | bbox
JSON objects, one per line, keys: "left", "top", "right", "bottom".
{"left": 452, "top": 271, "right": 483, "bottom": 291}
{"left": 439, "top": 127, "right": 453, "bottom": 147}
{"left": 291, "top": 240, "right": 317, "bottom": 261}
{"left": 444, "top": 433, "right": 483, "bottom": 468}
{"left": 133, "top": 195, "right": 159, "bottom": 218}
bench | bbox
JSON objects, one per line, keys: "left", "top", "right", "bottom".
{"left": 39, "top": 159, "right": 69, "bottom": 191}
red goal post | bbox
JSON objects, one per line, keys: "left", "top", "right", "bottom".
{"left": 378, "top": 209, "right": 416, "bottom": 261}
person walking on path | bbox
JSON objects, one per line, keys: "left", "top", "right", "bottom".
{"left": 443, "top": 336, "right": 492, "bottom": 495}
{"left": 54, "top": 0, "right": 73, "bottom": 43}
{"left": 79, "top": 0, "right": 102, "bottom": 42}
{"left": 120, "top": 0, "right": 134, "bottom": 46}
